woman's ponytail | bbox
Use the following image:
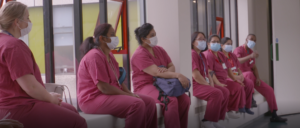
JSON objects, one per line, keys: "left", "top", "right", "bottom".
{"left": 80, "top": 37, "right": 95, "bottom": 57}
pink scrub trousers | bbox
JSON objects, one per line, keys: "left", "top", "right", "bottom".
{"left": 0, "top": 102, "right": 87, "bottom": 128}
{"left": 136, "top": 85, "right": 190, "bottom": 128}
{"left": 243, "top": 71, "right": 278, "bottom": 112}
{"left": 240, "top": 78, "right": 255, "bottom": 109}
{"left": 194, "top": 84, "right": 229, "bottom": 122}
{"left": 80, "top": 93, "right": 157, "bottom": 128}
{"left": 224, "top": 79, "right": 244, "bottom": 111}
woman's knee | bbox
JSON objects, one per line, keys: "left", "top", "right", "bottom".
{"left": 210, "top": 89, "right": 223, "bottom": 100}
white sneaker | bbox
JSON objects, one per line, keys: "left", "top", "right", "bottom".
{"left": 227, "top": 111, "right": 240, "bottom": 119}
{"left": 201, "top": 121, "right": 216, "bottom": 128}
{"left": 213, "top": 122, "right": 225, "bottom": 128}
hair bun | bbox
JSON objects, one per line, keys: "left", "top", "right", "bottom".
{"left": 134, "top": 27, "right": 140, "bottom": 35}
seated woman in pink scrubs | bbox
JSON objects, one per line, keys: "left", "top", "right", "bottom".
{"left": 0, "top": 1, "right": 87, "bottom": 128}
{"left": 203, "top": 35, "right": 244, "bottom": 119}
{"left": 131, "top": 23, "right": 190, "bottom": 128}
{"left": 77, "top": 23, "right": 157, "bottom": 128}
{"left": 233, "top": 34, "right": 287, "bottom": 122}
{"left": 220, "top": 37, "right": 255, "bottom": 115}
{"left": 191, "top": 32, "right": 228, "bottom": 128}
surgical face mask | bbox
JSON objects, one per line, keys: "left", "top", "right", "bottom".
{"left": 106, "top": 37, "right": 119, "bottom": 49}
{"left": 223, "top": 45, "right": 233, "bottom": 52}
{"left": 18, "top": 21, "right": 32, "bottom": 37}
{"left": 148, "top": 36, "right": 158, "bottom": 47}
{"left": 196, "top": 40, "right": 207, "bottom": 50}
{"left": 210, "top": 43, "right": 221, "bottom": 52}
{"left": 247, "top": 40, "right": 256, "bottom": 49}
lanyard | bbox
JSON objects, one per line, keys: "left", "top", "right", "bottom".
{"left": 227, "top": 53, "right": 235, "bottom": 67}
{"left": 244, "top": 45, "right": 253, "bottom": 61}
{"left": 2, "top": 31, "right": 14, "bottom": 37}
{"left": 199, "top": 53, "right": 207, "bottom": 77}
{"left": 209, "top": 49, "right": 223, "bottom": 64}
{"left": 100, "top": 48, "right": 122, "bottom": 89}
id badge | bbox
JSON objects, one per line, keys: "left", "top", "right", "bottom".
{"left": 231, "top": 66, "right": 237, "bottom": 71}
{"left": 205, "top": 77, "right": 210, "bottom": 83}
{"left": 249, "top": 60, "right": 254, "bottom": 64}
{"left": 222, "top": 63, "right": 227, "bottom": 69}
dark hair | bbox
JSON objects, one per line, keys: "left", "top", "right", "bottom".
{"left": 246, "top": 34, "right": 256, "bottom": 39}
{"left": 191, "top": 32, "right": 206, "bottom": 49}
{"left": 221, "top": 37, "right": 232, "bottom": 45}
{"left": 208, "top": 34, "right": 220, "bottom": 43}
{"left": 80, "top": 23, "right": 112, "bottom": 56}
{"left": 134, "top": 23, "right": 154, "bottom": 45}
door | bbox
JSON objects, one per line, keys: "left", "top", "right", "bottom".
{"left": 272, "top": 0, "right": 300, "bottom": 115}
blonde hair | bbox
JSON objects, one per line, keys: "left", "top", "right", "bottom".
{"left": 0, "top": 1, "right": 27, "bottom": 30}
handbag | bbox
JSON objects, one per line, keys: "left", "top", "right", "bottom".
{"left": 153, "top": 65, "right": 191, "bottom": 110}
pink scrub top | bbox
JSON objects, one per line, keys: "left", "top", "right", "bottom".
{"left": 203, "top": 50, "right": 231, "bottom": 83}
{"left": 224, "top": 52, "right": 241, "bottom": 73}
{"left": 0, "top": 33, "right": 44, "bottom": 109}
{"left": 131, "top": 46, "right": 172, "bottom": 92}
{"left": 191, "top": 49, "right": 209, "bottom": 86}
{"left": 77, "top": 49, "right": 120, "bottom": 106}
{"left": 233, "top": 45, "right": 255, "bottom": 72}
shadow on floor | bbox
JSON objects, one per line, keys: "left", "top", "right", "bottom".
{"left": 242, "top": 114, "right": 300, "bottom": 128}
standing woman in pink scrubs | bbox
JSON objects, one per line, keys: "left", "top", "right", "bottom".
{"left": 191, "top": 32, "right": 228, "bottom": 128}
{"left": 0, "top": 1, "right": 87, "bottom": 128}
{"left": 131, "top": 23, "right": 190, "bottom": 128}
{"left": 203, "top": 35, "right": 243, "bottom": 119}
{"left": 220, "top": 37, "right": 255, "bottom": 115}
{"left": 233, "top": 34, "right": 287, "bottom": 122}
{"left": 77, "top": 23, "right": 157, "bottom": 128}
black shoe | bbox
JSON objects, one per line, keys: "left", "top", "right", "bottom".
{"left": 270, "top": 116, "right": 287, "bottom": 122}
{"left": 264, "top": 111, "right": 272, "bottom": 116}
{"left": 251, "top": 98, "right": 257, "bottom": 108}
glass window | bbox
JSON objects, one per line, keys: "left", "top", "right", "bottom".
{"left": 197, "top": 0, "right": 208, "bottom": 35}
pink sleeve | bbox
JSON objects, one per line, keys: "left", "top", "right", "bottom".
{"left": 233, "top": 48, "right": 243, "bottom": 58}
{"left": 87, "top": 57, "right": 110, "bottom": 85}
{"left": 232, "top": 53, "right": 241, "bottom": 68}
{"left": 160, "top": 47, "right": 172, "bottom": 64}
{"left": 132, "top": 52, "right": 155, "bottom": 71}
{"left": 5, "top": 46, "right": 35, "bottom": 81}
{"left": 192, "top": 53, "right": 200, "bottom": 71}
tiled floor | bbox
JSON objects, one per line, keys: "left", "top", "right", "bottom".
{"left": 242, "top": 114, "right": 300, "bottom": 128}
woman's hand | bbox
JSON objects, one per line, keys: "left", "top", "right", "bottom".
{"left": 0, "top": 119, "right": 23, "bottom": 128}
{"left": 236, "top": 80, "right": 245, "bottom": 87}
{"left": 157, "top": 67, "right": 168, "bottom": 73}
{"left": 128, "top": 93, "right": 141, "bottom": 99}
{"left": 217, "top": 83, "right": 227, "bottom": 87}
{"left": 49, "top": 92, "right": 62, "bottom": 106}
{"left": 177, "top": 74, "right": 190, "bottom": 89}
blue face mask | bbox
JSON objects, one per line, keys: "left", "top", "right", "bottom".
{"left": 210, "top": 43, "right": 221, "bottom": 52}
{"left": 247, "top": 40, "right": 256, "bottom": 49}
{"left": 223, "top": 45, "right": 233, "bottom": 52}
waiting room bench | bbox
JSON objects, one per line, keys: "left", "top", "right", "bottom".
{"left": 80, "top": 103, "right": 165, "bottom": 128}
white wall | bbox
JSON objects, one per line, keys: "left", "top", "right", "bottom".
{"left": 237, "top": 0, "right": 271, "bottom": 85}
{"left": 146, "top": 0, "right": 198, "bottom": 127}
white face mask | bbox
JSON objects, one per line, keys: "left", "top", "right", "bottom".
{"left": 196, "top": 40, "right": 207, "bottom": 50}
{"left": 223, "top": 45, "right": 233, "bottom": 52}
{"left": 106, "top": 37, "right": 119, "bottom": 49}
{"left": 18, "top": 21, "right": 32, "bottom": 37}
{"left": 247, "top": 40, "right": 256, "bottom": 49}
{"left": 148, "top": 36, "right": 158, "bottom": 47}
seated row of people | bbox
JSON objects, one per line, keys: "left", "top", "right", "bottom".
{"left": 0, "top": 2, "right": 287, "bottom": 128}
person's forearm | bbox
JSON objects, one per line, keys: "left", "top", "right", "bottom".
{"left": 26, "top": 84, "right": 54, "bottom": 103}
{"left": 228, "top": 69, "right": 237, "bottom": 81}
{"left": 121, "top": 83, "right": 132, "bottom": 94}
{"left": 238, "top": 55, "right": 252, "bottom": 64}
{"left": 252, "top": 67, "right": 260, "bottom": 79}
{"left": 194, "top": 74, "right": 209, "bottom": 85}
{"left": 167, "top": 65, "right": 175, "bottom": 72}
{"left": 208, "top": 74, "right": 214, "bottom": 86}
{"left": 16, "top": 75, "right": 54, "bottom": 103}
{"left": 156, "top": 71, "right": 179, "bottom": 79}
{"left": 98, "top": 82, "right": 130, "bottom": 96}
{"left": 212, "top": 74, "right": 222, "bottom": 86}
